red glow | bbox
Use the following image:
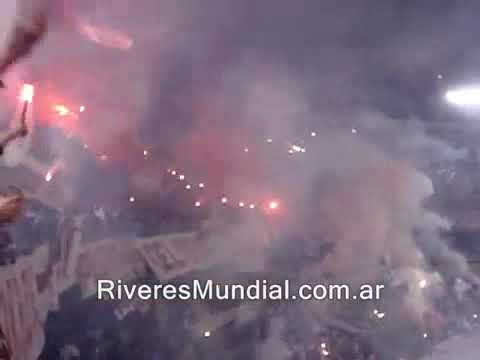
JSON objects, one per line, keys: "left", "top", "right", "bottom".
{"left": 269, "top": 200, "right": 279, "bottom": 210}
{"left": 262, "top": 199, "right": 283, "bottom": 216}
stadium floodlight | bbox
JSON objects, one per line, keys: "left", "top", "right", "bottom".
{"left": 445, "top": 86, "right": 480, "bottom": 107}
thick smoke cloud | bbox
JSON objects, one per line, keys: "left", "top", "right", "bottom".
{"left": 1, "top": 0, "right": 480, "bottom": 357}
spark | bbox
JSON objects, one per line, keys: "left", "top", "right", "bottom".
{"left": 290, "top": 144, "right": 306, "bottom": 153}
{"left": 445, "top": 86, "right": 480, "bottom": 106}
{"left": 311, "top": 131, "right": 317, "bottom": 137}
{"left": 203, "top": 331, "right": 211, "bottom": 337}
{"left": 239, "top": 202, "right": 245, "bottom": 208}
{"left": 249, "top": 204, "right": 256, "bottom": 209}
{"left": 20, "top": 84, "right": 34, "bottom": 103}
{"left": 185, "top": 184, "right": 192, "bottom": 190}
{"left": 195, "top": 201, "right": 201, "bottom": 207}
{"left": 198, "top": 183, "right": 205, "bottom": 188}
{"left": 54, "top": 105, "right": 70, "bottom": 117}
{"left": 45, "top": 171, "right": 53, "bottom": 182}
{"left": 419, "top": 279, "right": 428, "bottom": 289}
{"left": 423, "top": 333, "right": 428, "bottom": 339}
{"left": 473, "top": 314, "right": 478, "bottom": 319}
{"left": 321, "top": 343, "right": 327, "bottom": 349}
{"left": 179, "top": 175, "right": 185, "bottom": 181}
{"left": 129, "top": 196, "right": 136, "bottom": 203}
{"left": 376, "top": 312, "right": 386, "bottom": 319}
{"left": 79, "top": 105, "right": 86, "bottom": 112}
{"left": 221, "top": 197, "right": 228, "bottom": 204}
{"left": 322, "top": 350, "right": 329, "bottom": 356}
{"left": 171, "top": 170, "right": 177, "bottom": 175}
{"left": 373, "top": 309, "right": 379, "bottom": 315}
{"left": 143, "top": 150, "right": 148, "bottom": 156}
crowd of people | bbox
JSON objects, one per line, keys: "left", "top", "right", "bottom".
{"left": 0, "top": 194, "right": 205, "bottom": 267}
{"left": 0, "top": 125, "right": 480, "bottom": 360}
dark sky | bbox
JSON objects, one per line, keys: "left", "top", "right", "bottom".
{"left": 133, "top": 0, "right": 480, "bottom": 143}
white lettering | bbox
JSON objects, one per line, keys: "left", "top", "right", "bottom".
{"left": 97, "top": 280, "right": 114, "bottom": 300}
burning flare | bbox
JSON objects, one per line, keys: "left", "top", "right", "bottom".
{"left": 20, "top": 84, "right": 34, "bottom": 103}
{"left": 54, "top": 105, "right": 70, "bottom": 117}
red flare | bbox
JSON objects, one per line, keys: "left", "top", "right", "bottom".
{"left": 20, "top": 84, "right": 34, "bottom": 103}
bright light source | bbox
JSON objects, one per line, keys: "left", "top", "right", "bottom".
{"left": 351, "top": 128, "right": 357, "bottom": 134}
{"left": 129, "top": 196, "right": 135, "bottom": 203}
{"left": 423, "top": 333, "right": 428, "bottom": 339}
{"left": 79, "top": 105, "right": 86, "bottom": 112}
{"left": 195, "top": 201, "right": 201, "bottom": 207}
{"left": 321, "top": 343, "right": 327, "bottom": 349}
{"left": 267, "top": 138, "right": 273, "bottom": 143}
{"left": 269, "top": 201, "right": 279, "bottom": 210}
{"left": 419, "top": 279, "right": 428, "bottom": 289}
{"left": 185, "top": 184, "right": 192, "bottom": 190}
{"left": 221, "top": 197, "right": 228, "bottom": 204}
{"left": 179, "top": 174, "right": 185, "bottom": 181}
{"left": 377, "top": 312, "right": 385, "bottom": 319}
{"left": 322, "top": 350, "right": 329, "bottom": 356}
{"left": 311, "top": 131, "right": 317, "bottom": 137}
{"left": 249, "top": 204, "right": 256, "bottom": 209}
{"left": 21, "top": 84, "right": 34, "bottom": 103}
{"left": 239, "top": 202, "right": 245, "bottom": 208}
{"left": 171, "top": 170, "right": 177, "bottom": 175}
{"left": 198, "top": 183, "right": 205, "bottom": 188}
{"left": 204, "top": 331, "right": 211, "bottom": 337}
{"left": 54, "top": 105, "right": 70, "bottom": 116}
{"left": 446, "top": 86, "right": 480, "bottom": 107}
{"left": 45, "top": 171, "right": 53, "bottom": 182}
{"left": 473, "top": 314, "right": 478, "bottom": 319}
{"left": 143, "top": 150, "right": 148, "bottom": 156}
{"left": 244, "top": 147, "right": 249, "bottom": 153}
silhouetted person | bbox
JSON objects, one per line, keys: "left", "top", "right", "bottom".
{"left": 0, "top": 13, "right": 48, "bottom": 87}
